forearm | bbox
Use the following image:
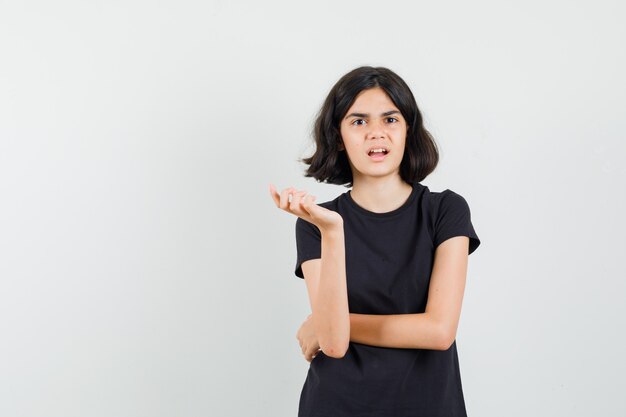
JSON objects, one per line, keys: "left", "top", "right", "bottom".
{"left": 349, "top": 313, "right": 451, "bottom": 351}
{"left": 313, "top": 225, "right": 350, "bottom": 356}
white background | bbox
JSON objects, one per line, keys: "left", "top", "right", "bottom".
{"left": 1, "top": 1, "right": 625, "bottom": 416}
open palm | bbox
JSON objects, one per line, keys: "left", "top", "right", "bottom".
{"left": 269, "top": 183, "right": 343, "bottom": 232}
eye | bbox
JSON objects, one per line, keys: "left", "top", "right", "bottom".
{"left": 351, "top": 119, "right": 366, "bottom": 126}
{"left": 386, "top": 117, "right": 398, "bottom": 123}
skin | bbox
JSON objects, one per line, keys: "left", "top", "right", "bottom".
{"left": 269, "top": 87, "right": 471, "bottom": 362}
{"left": 268, "top": 183, "right": 347, "bottom": 360}
{"left": 338, "top": 87, "right": 414, "bottom": 213}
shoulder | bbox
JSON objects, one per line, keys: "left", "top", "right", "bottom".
{"left": 426, "top": 187, "right": 480, "bottom": 254}
{"left": 420, "top": 186, "right": 475, "bottom": 234}
{"left": 439, "top": 189, "right": 470, "bottom": 210}
{"left": 424, "top": 186, "right": 471, "bottom": 213}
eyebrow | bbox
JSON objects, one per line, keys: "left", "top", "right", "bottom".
{"left": 344, "top": 110, "right": 401, "bottom": 120}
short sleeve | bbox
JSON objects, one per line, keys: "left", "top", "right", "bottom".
{"left": 433, "top": 190, "right": 481, "bottom": 255}
{"left": 294, "top": 217, "right": 322, "bottom": 279}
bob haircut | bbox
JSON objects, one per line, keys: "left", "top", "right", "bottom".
{"left": 300, "top": 66, "right": 439, "bottom": 188}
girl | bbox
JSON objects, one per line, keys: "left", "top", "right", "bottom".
{"left": 269, "top": 66, "right": 480, "bottom": 417}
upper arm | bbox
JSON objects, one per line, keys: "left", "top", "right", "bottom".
{"left": 300, "top": 258, "right": 321, "bottom": 312}
{"left": 424, "top": 235, "right": 470, "bottom": 350}
{"left": 432, "top": 190, "right": 481, "bottom": 255}
{"left": 294, "top": 217, "right": 322, "bottom": 279}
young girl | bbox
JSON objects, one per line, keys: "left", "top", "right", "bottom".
{"left": 269, "top": 66, "right": 480, "bottom": 417}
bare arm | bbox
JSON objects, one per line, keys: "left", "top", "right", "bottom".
{"left": 269, "top": 184, "right": 350, "bottom": 358}
{"left": 349, "top": 313, "right": 445, "bottom": 350}
{"left": 300, "top": 224, "right": 350, "bottom": 358}
{"left": 349, "top": 235, "right": 470, "bottom": 351}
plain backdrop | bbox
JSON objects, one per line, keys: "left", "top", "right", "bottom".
{"left": 1, "top": 1, "right": 625, "bottom": 416}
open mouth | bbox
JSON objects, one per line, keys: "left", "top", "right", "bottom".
{"left": 368, "top": 148, "right": 389, "bottom": 161}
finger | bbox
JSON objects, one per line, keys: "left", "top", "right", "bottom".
{"left": 305, "top": 347, "right": 317, "bottom": 362}
{"left": 269, "top": 183, "right": 280, "bottom": 206}
{"left": 279, "top": 187, "right": 296, "bottom": 210}
{"left": 300, "top": 194, "right": 317, "bottom": 213}
{"left": 290, "top": 190, "right": 307, "bottom": 213}
{"left": 289, "top": 191, "right": 308, "bottom": 216}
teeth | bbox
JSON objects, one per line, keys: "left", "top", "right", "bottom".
{"left": 369, "top": 148, "right": 387, "bottom": 154}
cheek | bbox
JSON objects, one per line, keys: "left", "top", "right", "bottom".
{"left": 339, "top": 130, "right": 357, "bottom": 148}
{"left": 394, "top": 133, "right": 408, "bottom": 155}
{"left": 339, "top": 127, "right": 350, "bottom": 144}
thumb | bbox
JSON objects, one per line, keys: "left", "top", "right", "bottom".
{"left": 301, "top": 194, "right": 317, "bottom": 213}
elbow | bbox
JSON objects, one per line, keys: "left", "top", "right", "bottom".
{"left": 321, "top": 342, "right": 349, "bottom": 359}
{"left": 434, "top": 327, "right": 456, "bottom": 351}
{"left": 316, "top": 316, "right": 350, "bottom": 358}
{"left": 320, "top": 336, "right": 350, "bottom": 359}
{"left": 438, "top": 337, "right": 455, "bottom": 351}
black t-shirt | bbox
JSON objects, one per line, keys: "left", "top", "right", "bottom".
{"left": 293, "top": 181, "right": 481, "bottom": 417}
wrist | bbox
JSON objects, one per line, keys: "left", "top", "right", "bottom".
{"left": 320, "top": 222, "right": 344, "bottom": 237}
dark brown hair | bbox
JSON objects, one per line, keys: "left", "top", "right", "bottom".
{"left": 300, "top": 66, "right": 439, "bottom": 187}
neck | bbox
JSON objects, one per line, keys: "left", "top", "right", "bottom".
{"left": 350, "top": 175, "right": 413, "bottom": 214}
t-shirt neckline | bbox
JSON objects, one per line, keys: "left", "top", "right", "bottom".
{"left": 344, "top": 182, "right": 419, "bottom": 218}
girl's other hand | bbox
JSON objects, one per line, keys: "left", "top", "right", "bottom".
{"left": 268, "top": 183, "right": 343, "bottom": 233}
{"left": 296, "top": 313, "right": 322, "bottom": 363}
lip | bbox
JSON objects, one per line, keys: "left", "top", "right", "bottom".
{"left": 368, "top": 151, "right": 388, "bottom": 162}
{"left": 366, "top": 146, "right": 390, "bottom": 162}
{"left": 366, "top": 145, "right": 390, "bottom": 154}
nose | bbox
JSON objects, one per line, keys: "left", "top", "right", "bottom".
{"left": 367, "top": 119, "right": 386, "bottom": 140}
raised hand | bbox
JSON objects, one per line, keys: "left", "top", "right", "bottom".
{"left": 268, "top": 183, "right": 343, "bottom": 232}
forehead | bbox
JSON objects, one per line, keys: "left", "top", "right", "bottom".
{"left": 348, "top": 87, "right": 396, "bottom": 110}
